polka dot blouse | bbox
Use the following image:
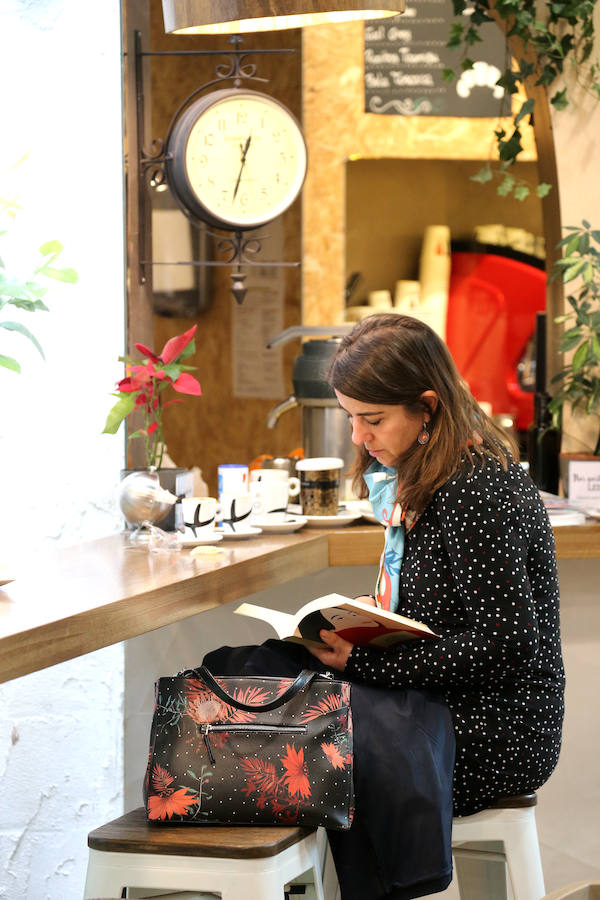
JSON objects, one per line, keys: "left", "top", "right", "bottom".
{"left": 345, "top": 457, "right": 565, "bottom": 816}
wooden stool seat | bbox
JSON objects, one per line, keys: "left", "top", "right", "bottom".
{"left": 88, "top": 806, "right": 316, "bottom": 859}
{"left": 489, "top": 792, "right": 538, "bottom": 809}
{"left": 84, "top": 807, "right": 326, "bottom": 900}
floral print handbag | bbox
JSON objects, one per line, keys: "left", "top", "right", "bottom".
{"left": 144, "top": 665, "right": 354, "bottom": 830}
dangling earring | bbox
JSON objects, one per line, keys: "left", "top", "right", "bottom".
{"left": 417, "top": 421, "right": 430, "bottom": 445}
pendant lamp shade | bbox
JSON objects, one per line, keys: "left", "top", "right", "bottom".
{"left": 162, "top": 0, "right": 405, "bottom": 34}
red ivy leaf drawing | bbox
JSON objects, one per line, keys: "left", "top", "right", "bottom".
{"left": 151, "top": 763, "right": 174, "bottom": 795}
{"left": 301, "top": 693, "right": 344, "bottom": 722}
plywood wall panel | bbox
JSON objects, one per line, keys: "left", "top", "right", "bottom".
{"left": 147, "top": 1, "right": 302, "bottom": 494}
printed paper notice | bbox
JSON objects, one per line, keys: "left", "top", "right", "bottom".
{"left": 231, "top": 224, "right": 286, "bottom": 399}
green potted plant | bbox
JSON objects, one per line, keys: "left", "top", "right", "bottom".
{"left": 1, "top": 195, "right": 78, "bottom": 373}
{"left": 548, "top": 221, "right": 600, "bottom": 499}
{"left": 103, "top": 323, "right": 202, "bottom": 529}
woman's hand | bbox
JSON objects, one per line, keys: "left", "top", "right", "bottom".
{"left": 309, "top": 630, "right": 354, "bottom": 672}
{"left": 354, "top": 594, "right": 377, "bottom": 607}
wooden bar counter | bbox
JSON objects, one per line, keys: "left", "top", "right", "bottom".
{"left": 1, "top": 521, "right": 599, "bottom": 684}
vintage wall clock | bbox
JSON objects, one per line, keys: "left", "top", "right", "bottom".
{"left": 165, "top": 88, "right": 308, "bottom": 231}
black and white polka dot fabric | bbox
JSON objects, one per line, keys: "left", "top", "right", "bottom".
{"left": 345, "top": 458, "right": 565, "bottom": 816}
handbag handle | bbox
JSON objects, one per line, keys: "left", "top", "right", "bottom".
{"left": 195, "top": 665, "right": 317, "bottom": 712}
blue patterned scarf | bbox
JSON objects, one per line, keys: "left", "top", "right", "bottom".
{"left": 363, "top": 461, "right": 417, "bottom": 612}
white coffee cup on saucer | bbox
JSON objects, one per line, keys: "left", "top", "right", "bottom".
{"left": 251, "top": 482, "right": 290, "bottom": 524}
{"left": 181, "top": 496, "right": 222, "bottom": 538}
{"left": 250, "top": 468, "right": 300, "bottom": 497}
{"left": 219, "top": 493, "right": 254, "bottom": 533}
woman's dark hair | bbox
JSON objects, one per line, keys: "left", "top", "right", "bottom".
{"left": 328, "top": 313, "right": 519, "bottom": 512}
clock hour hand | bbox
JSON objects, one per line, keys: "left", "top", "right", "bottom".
{"left": 233, "top": 133, "right": 252, "bottom": 201}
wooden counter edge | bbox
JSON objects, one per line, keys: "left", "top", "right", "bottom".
{"left": 325, "top": 522, "right": 600, "bottom": 563}
{"left": 0, "top": 534, "right": 329, "bottom": 684}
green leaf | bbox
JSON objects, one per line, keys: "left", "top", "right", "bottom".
{"left": 461, "top": 58, "right": 474, "bottom": 71}
{"left": 515, "top": 98, "right": 535, "bottom": 127}
{"left": 497, "top": 70, "right": 519, "bottom": 94}
{"left": 39, "top": 240, "right": 64, "bottom": 256}
{"left": 497, "top": 175, "right": 515, "bottom": 197}
{"left": 592, "top": 336, "right": 600, "bottom": 360}
{"left": 550, "top": 88, "right": 569, "bottom": 110}
{"left": 0, "top": 353, "right": 21, "bottom": 372}
{"left": 535, "top": 183, "right": 552, "bottom": 197}
{"left": 162, "top": 363, "right": 181, "bottom": 380}
{"left": 560, "top": 328, "right": 583, "bottom": 352}
{"left": 563, "top": 258, "right": 587, "bottom": 282}
{"left": 0, "top": 320, "right": 45, "bottom": 358}
{"left": 514, "top": 184, "right": 530, "bottom": 201}
{"left": 102, "top": 392, "right": 137, "bottom": 434}
{"left": 572, "top": 341, "right": 589, "bottom": 372}
{"left": 498, "top": 128, "right": 523, "bottom": 162}
{"left": 470, "top": 165, "right": 493, "bottom": 184}
{"left": 41, "top": 266, "right": 78, "bottom": 283}
{"left": 442, "top": 68, "right": 456, "bottom": 83}
{"left": 178, "top": 339, "right": 196, "bottom": 361}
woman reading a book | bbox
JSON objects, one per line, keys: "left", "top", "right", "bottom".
{"left": 310, "top": 312, "right": 565, "bottom": 819}
{"left": 204, "top": 312, "right": 564, "bottom": 900}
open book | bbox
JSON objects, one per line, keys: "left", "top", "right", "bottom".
{"left": 234, "top": 592, "right": 438, "bottom": 650}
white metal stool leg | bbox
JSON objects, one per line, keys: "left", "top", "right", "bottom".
{"left": 452, "top": 802, "right": 545, "bottom": 900}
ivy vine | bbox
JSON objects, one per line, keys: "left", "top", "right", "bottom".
{"left": 444, "top": 0, "right": 600, "bottom": 201}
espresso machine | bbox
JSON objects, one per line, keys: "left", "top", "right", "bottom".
{"left": 266, "top": 326, "right": 356, "bottom": 495}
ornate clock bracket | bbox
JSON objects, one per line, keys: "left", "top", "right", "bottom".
{"left": 134, "top": 31, "right": 301, "bottom": 305}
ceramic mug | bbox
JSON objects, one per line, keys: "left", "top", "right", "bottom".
{"left": 296, "top": 457, "right": 344, "bottom": 516}
{"left": 251, "top": 481, "right": 290, "bottom": 524}
{"left": 250, "top": 468, "right": 300, "bottom": 497}
{"left": 181, "top": 496, "right": 222, "bottom": 538}
{"left": 218, "top": 464, "right": 249, "bottom": 498}
{"left": 219, "top": 492, "right": 254, "bottom": 533}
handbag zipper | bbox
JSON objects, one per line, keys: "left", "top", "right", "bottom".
{"left": 198, "top": 722, "right": 308, "bottom": 765}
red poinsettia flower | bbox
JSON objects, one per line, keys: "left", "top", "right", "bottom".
{"left": 103, "top": 324, "right": 202, "bottom": 468}
{"left": 281, "top": 744, "right": 311, "bottom": 799}
{"left": 321, "top": 742, "right": 346, "bottom": 770}
{"left": 147, "top": 787, "right": 198, "bottom": 820}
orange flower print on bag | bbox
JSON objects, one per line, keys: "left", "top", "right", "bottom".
{"left": 281, "top": 744, "right": 311, "bottom": 799}
{"left": 146, "top": 764, "right": 199, "bottom": 821}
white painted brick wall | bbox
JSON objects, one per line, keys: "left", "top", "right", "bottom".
{"left": 0, "top": 2, "right": 126, "bottom": 898}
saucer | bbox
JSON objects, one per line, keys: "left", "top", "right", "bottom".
{"left": 251, "top": 515, "right": 308, "bottom": 534}
{"left": 301, "top": 510, "right": 363, "bottom": 528}
{"left": 178, "top": 532, "right": 224, "bottom": 548}
{"left": 344, "top": 499, "right": 381, "bottom": 524}
{"left": 215, "top": 525, "right": 263, "bottom": 540}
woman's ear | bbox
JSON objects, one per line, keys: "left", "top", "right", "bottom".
{"left": 421, "top": 390, "right": 439, "bottom": 420}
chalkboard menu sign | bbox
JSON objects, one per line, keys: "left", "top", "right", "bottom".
{"left": 364, "top": 0, "right": 511, "bottom": 117}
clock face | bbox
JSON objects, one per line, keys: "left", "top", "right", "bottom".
{"left": 166, "top": 89, "right": 308, "bottom": 230}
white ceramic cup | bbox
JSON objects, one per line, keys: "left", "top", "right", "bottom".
{"left": 251, "top": 482, "right": 290, "bottom": 524}
{"left": 219, "top": 492, "right": 255, "bottom": 532}
{"left": 250, "top": 468, "right": 300, "bottom": 497}
{"left": 181, "top": 496, "right": 222, "bottom": 537}
{"left": 218, "top": 464, "right": 249, "bottom": 498}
